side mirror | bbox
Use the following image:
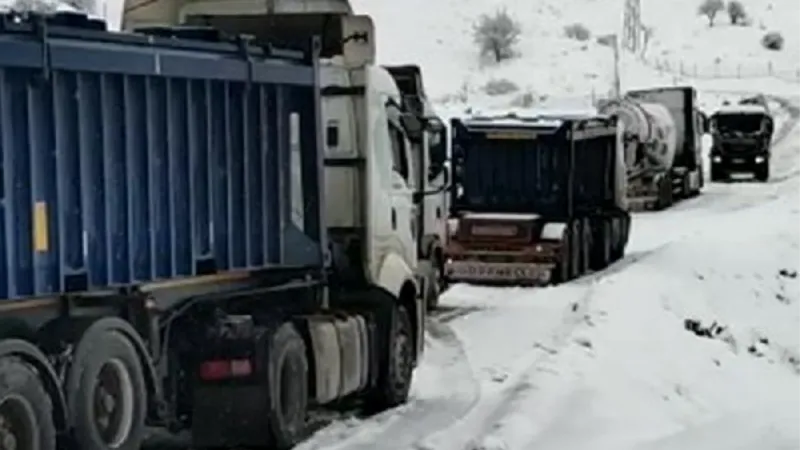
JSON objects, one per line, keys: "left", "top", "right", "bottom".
{"left": 424, "top": 117, "right": 445, "bottom": 133}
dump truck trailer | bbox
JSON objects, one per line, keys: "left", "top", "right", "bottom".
{"left": 599, "top": 86, "right": 705, "bottom": 210}
{"left": 0, "top": 9, "right": 438, "bottom": 450}
{"left": 443, "top": 114, "right": 631, "bottom": 286}
{"left": 709, "top": 104, "right": 773, "bottom": 182}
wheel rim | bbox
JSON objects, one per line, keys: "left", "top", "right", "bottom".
{"left": 92, "top": 358, "right": 135, "bottom": 448}
{"left": 0, "top": 394, "right": 39, "bottom": 450}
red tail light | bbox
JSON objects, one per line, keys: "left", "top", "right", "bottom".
{"left": 199, "top": 359, "right": 253, "bottom": 381}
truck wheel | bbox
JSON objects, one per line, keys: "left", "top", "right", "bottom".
{"left": 579, "top": 219, "right": 591, "bottom": 275}
{"left": 266, "top": 323, "right": 309, "bottom": 449}
{"left": 609, "top": 217, "right": 624, "bottom": 262}
{"left": 589, "top": 220, "right": 612, "bottom": 271}
{"left": 655, "top": 176, "right": 673, "bottom": 210}
{"left": 551, "top": 225, "right": 572, "bottom": 284}
{"left": 568, "top": 221, "right": 582, "bottom": 279}
{"left": 67, "top": 331, "right": 146, "bottom": 450}
{"left": 364, "top": 304, "right": 414, "bottom": 413}
{"left": 0, "top": 357, "right": 57, "bottom": 450}
{"left": 754, "top": 161, "right": 769, "bottom": 182}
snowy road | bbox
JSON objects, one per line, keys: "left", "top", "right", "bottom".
{"left": 297, "top": 101, "right": 800, "bottom": 450}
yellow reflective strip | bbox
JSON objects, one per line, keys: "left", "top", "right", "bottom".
{"left": 33, "top": 201, "right": 49, "bottom": 252}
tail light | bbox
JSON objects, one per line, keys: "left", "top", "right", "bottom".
{"left": 199, "top": 359, "right": 253, "bottom": 381}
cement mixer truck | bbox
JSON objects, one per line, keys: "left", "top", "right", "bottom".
{"left": 598, "top": 86, "right": 705, "bottom": 210}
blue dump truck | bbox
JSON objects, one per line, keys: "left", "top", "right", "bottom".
{"left": 0, "top": 10, "right": 434, "bottom": 450}
{"left": 443, "top": 113, "right": 631, "bottom": 285}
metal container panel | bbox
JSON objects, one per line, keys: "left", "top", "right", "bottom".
{"left": 0, "top": 14, "right": 324, "bottom": 301}
{"left": 451, "top": 120, "right": 570, "bottom": 217}
{"left": 450, "top": 117, "right": 619, "bottom": 218}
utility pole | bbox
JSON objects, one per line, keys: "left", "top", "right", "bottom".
{"left": 612, "top": 34, "right": 621, "bottom": 99}
{"left": 623, "top": 0, "right": 642, "bottom": 55}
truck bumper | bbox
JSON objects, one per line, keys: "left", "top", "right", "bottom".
{"left": 712, "top": 153, "right": 767, "bottom": 170}
{"left": 444, "top": 260, "right": 554, "bottom": 285}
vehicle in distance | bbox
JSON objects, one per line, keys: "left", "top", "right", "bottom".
{"left": 709, "top": 103, "right": 774, "bottom": 182}
{"left": 443, "top": 113, "right": 631, "bottom": 286}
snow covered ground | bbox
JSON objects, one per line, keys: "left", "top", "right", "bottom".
{"left": 295, "top": 0, "right": 800, "bottom": 449}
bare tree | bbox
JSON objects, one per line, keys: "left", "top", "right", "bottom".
{"left": 473, "top": 8, "right": 521, "bottom": 63}
{"left": 698, "top": 0, "right": 724, "bottom": 27}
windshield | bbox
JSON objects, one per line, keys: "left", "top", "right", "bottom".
{"left": 713, "top": 114, "right": 764, "bottom": 133}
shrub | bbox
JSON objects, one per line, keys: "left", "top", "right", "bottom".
{"left": 727, "top": 1, "right": 747, "bottom": 25}
{"left": 473, "top": 9, "right": 522, "bottom": 63}
{"left": 564, "top": 23, "right": 591, "bottom": 41}
{"left": 761, "top": 31, "right": 784, "bottom": 50}
{"left": 483, "top": 78, "right": 519, "bottom": 96}
{"left": 596, "top": 34, "right": 616, "bottom": 47}
{"left": 698, "top": 0, "right": 724, "bottom": 26}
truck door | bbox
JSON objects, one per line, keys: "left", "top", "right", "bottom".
{"left": 387, "top": 119, "right": 418, "bottom": 267}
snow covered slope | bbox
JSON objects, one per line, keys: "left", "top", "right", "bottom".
{"left": 643, "top": 0, "right": 800, "bottom": 76}
{"left": 351, "top": 0, "right": 800, "bottom": 115}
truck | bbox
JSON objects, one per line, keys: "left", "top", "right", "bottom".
{"left": 598, "top": 86, "right": 706, "bottom": 210}
{"left": 383, "top": 65, "right": 449, "bottom": 309}
{"left": 0, "top": 4, "right": 444, "bottom": 450}
{"left": 443, "top": 113, "right": 631, "bottom": 286}
{"left": 709, "top": 103, "right": 773, "bottom": 182}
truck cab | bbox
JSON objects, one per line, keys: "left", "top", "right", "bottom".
{"left": 709, "top": 104, "right": 773, "bottom": 182}
{"left": 383, "top": 65, "right": 449, "bottom": 309}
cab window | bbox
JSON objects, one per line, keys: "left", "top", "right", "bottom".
{"left": 387, "top": 120, "right": 410, "bottom": 182}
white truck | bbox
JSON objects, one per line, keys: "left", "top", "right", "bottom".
{"left": 598, "top": 85, "right": 706, "bottom": 210}
{"left": 383, "top": 65, "right": 449, "bottom": 309}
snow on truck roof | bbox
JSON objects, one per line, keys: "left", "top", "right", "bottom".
{"left": 460, "top": 109, "right": 610, "bottom": 130}
{"left": 713, "top": 104, "right": 769, "bottom": 115}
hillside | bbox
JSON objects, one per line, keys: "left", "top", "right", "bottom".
{"left": 351, "top": 0, "right": 800, "bottom": 115}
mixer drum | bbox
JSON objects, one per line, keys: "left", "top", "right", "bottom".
{"left": 599, "top": 99, "right": 677, "bottom": 172}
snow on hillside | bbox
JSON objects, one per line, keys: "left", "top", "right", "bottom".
{"left": 644, "top": 0, "right": 800, "bottom": 75}
{"left": 352, "top": 0, "right": 800, "bottom": 116}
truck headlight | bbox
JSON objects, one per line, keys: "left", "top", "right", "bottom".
{"left": 712, "top": 155, "right": 722, "bottom": 163}
{"left": 755, "top": 156, "right": 765, "bottom": 163}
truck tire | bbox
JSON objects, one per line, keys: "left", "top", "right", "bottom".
{"left": 364, "top": 304, "right": 414, "bottom": 413}
{"left": 609, "top": 216, "right": 627, "bottom": 262}
{"left": 552, "top": 225, "right": 572, "bottom": 284}
{"left": 265, "top": 323, "right": 309, "bottom": 449}
{"left": 589, "top": 219, "right": 612, "bottom": 271}
{"left": 754, "top": 161, "right": 769, "bottom": 182}
{"left": 655, "top": 175, "right": 673, "bottom": 210}
{"left": 67, "top": 330, "right": 146, "bottom": 450}
{"left": 0, "top": 357, "right": 57, "bottom": 450}
{"left": 579, "top": 219, "right": 591, "bottom": 275}
{"left": 568, "top": 221, "right": 582, "bottom": 279}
